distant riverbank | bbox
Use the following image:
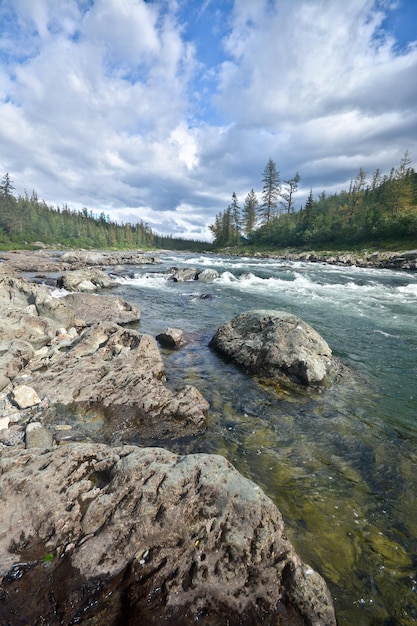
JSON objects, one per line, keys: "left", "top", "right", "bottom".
{"left": 238, "top": 248, "right": 417, "bottom": 271}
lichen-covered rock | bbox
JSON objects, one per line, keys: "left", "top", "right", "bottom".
{"left": 210, "top": 310, "right": 337, "bottom": 386}
{"left": 0, "top": 443, "right": 336, "bottom": 625}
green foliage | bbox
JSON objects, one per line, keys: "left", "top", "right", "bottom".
{"left": 211, "top": 151, "right": 417, "bottom": 251}
{"left": 242, "top": 189, "right": 258, "bottom": 237}
{"left": 209, "top": 192, "right": 243, "bottom": 247}
{"left": 0, "top": 180, "right": 209, "bottom": 252}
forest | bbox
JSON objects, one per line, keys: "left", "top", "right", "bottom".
{"left": 209, "top": 151, "right": 417, "bottom": 250}
{"left": 0, "top": 174, "right": 208, "bottom": 251}
{"left": 1, "top": 152, "right": 416, "bottom": 253}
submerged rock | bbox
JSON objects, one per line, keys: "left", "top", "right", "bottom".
{"left": 210, "top": 310, "right": 337, "bottom": 387}
{"left": 0, "top": 443, "right": 336, "bottom": 625}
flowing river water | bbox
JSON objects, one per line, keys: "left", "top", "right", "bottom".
{"left": 110, "top": 252, "right": 417, "bottom": 625}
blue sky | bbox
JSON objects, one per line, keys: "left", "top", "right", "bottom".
{"left": 0, "top": 0, "right": 416, "bottom": 240}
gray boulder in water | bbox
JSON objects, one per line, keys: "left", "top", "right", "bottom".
{"left": 0, "top": 443, "right": 336, "bottom": 625}
{"left": 210, "top": 310, "right": 336, "bottom": 386}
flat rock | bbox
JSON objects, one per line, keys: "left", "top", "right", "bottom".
{"left": 210, "top": 310, "right": 336, "bottom": 386}
{"left": 0, "top": 443, "right": 336, "bottom": 625}
{"left": 61, "top": 293, "right": 141, "bottom": 326}
{"left": 29, "top": 322, "right": 209, "bottom": 440}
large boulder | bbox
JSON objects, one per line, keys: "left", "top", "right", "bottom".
{"left": 209, "top": 310, "right": 336, "bottom": 387}
{"left": 56, "top": 268, "right": 117, "bottom": 292}
{"left": 0, "top": 443, "right": 336, "bottom": 625}
{"left": 28, "top": 322, "right": 209, "bottom": 440}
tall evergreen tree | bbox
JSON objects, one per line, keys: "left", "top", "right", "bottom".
{"left": 301, "top": 188, "right": 314, "bottom": 231}
{"left": 242, "top": 189, "right": 258, "bottom": 236}
{"left": 259, "top": 158, "right": 280, "bottom": 226}
{"left": 0, "top": 173, "right": 15, "bottom": 199}
{"left": 230, "top": 192, "right": 241, "bottom": 243}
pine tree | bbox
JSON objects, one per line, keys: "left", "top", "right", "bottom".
{"left": 259, "top": 159, "right": 280, "bottom": 226}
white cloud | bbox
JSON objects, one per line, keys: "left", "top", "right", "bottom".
{"left": 0, "top": 0, "right": 416, "bottom": 241}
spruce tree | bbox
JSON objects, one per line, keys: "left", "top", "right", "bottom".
{"left": 259, "top": 159, "right": 280, "bottom": 226}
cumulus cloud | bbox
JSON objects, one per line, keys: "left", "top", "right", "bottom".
{"left": 0, "top": 0, "right": 416, "bottom": 241}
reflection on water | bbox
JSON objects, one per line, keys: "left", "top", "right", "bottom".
{"left": 109, "top": 253, "right": 417, "bottom": 625}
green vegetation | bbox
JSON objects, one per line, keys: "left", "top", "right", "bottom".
{"left": 210, "top": 151, "right": 417, "bottom": 252}
{"left": 0, "top": 177, "right": 208, "bottom": 251}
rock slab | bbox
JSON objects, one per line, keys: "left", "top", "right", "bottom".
{"left": 0, "top": 443, "right": 336, "bottom": 625}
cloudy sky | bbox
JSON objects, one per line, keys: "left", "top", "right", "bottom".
{"left": 1, "top": 0, "right": 417, "bottom": 240}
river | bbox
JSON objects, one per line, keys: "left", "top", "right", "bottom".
{"left": 111, "top": 252, "right": 417, "bottom": 626}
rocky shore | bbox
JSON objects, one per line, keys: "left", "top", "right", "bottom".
{"left": 258, "top": 248, "right": 417, "bottom": 270}
{"left": 0, "top": 249, "right": 340, "bottom": 624}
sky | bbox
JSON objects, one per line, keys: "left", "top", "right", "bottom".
{"left": 0, "top": 0, "right": 417, "bottom": 241}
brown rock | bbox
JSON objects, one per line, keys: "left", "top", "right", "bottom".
{"left": 0, "top": 443, "right": 336, "bottom": 625}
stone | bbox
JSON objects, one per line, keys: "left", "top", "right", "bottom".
{"left": 12, "top": 384, "right": 42, "bottom": 409}
{"left": 61, "top": 293, "right": 141, "bottom": 326}
{"left": 167, "top": 267, "right": 198, "bottom": 281}
{"left": 156, "top": 327, "right": 183, "bottom": 349}
{"left": 56, "top": 268, "right": 117, "bottom": 292}
{"left": 196, "top": 268, "right": 220, "bottom": 282}
{"left": 0, "top": 443, "right": 336, "bottom": 625}
{"left": 59, "top": 250, "right": 159, "bottom": 266}
{"left": 25, "top": 422, "right": 53, "bottom": 449}
{"left": 209, "top": 310, "right": 337, "bottom": 387}
{"left": 29, "top": 322, "right": 209, "bottom": 440}
{"left": 0, "top": 424, "right": 25, "bottom": 446}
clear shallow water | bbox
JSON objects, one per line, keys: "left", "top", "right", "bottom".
{"left": 112, "top": 253, "right": 417, "bottom": 625}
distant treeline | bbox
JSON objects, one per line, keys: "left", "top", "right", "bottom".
{"left": 0, "top": 174, "right": 209, "bottom": 252}
{"left": 210, "top": 151, "right": 417, "bottom": 249}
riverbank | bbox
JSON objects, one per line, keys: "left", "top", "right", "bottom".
{"left": 0, "top": 251, "right": 337, "bottom": 625}
{"left": 259, "top": 248, "right": 417, "bottom": 270}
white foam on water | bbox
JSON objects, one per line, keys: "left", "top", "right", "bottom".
{"left": 50, "top": 287, "right": 70, "bottom": 298}
{"left": 115, "top": 272, "right": 169, "bottom": 290}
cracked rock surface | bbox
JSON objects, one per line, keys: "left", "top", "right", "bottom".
{"left": 0, "top": 443, "right": 336, "bottom": 625}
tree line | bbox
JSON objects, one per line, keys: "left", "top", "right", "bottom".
{"left": 209, "top": 151, "right": 417, "bottom": 249}
{"left": 0, "top": 174, "right": 208, "bottom": 251}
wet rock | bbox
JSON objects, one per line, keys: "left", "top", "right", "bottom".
{"left": 196, "top": 268, "right": 219, "bottom": 282}
{"left": 0, "top": 443, "right": 336, "bottom": 625}
{"left": 156, "top": 327, "right": 183, "bottom": 349}
{"left": 210, "top": 310, "right": 337, "bottom": 387}
{"left": 56, "top": 268, "right": 117, "bottom": 292}
{"left": 168, "top": 267, "right": 198, "bottom": 281}
{"left": 12, "top": 384, "right": 41, "bottom": 409}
